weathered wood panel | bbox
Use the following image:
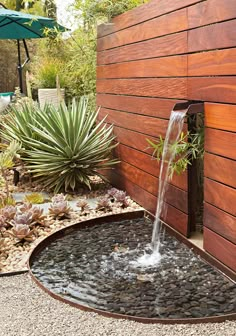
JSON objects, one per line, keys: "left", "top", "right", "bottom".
{"left": 204, "top": 153, "right": 236, "bottom": 189}
{"left": 188, "top": 77, "right": 236, "bottom": 104}
{"left": 204, "top": 203, "right": 236, "bottom": 244}
{"left": 105, "top": 170, "right": 188, "bottom": 236}
{"left": 188, "top": 0, "right": 236, "bottom": 29}
{"left": 97, "top": 78, "right": 187, "bottom": 98}
{"left": 97, "top": 94, "right": 184, "bottom": 119}
{"left": 97, "top": 32, "right": 187, "bottom": 65}
{"left": 204, "top": 227, "right": 236, "bottom": 271}
{"left": 204, "top": 103, "right": 236, "bottom": 131}
{"left": 97, "top": 9, "right": 187, "bottom": 51}
{"left": 205, "top": 128, "right": 236, "bottom": 160}
{"left": 97, "top": 56, "right": 187, "bottom": 79}
{"left": 188, "top": 20, "right": 236, "bottom": 52}
{"left": 116, "top": 161, "right": 188, "bottom": 213}
{"left": 97, "top": 0, "right": 203, "bottom": 38}
{"left": 115, "top": 144, "right": 188, "bottom": 190}
{"left": 204, "top": 178, "right": 236, "bottom": 217}
{"left": 188, "top": 48, "right": 236, "bottom": 76}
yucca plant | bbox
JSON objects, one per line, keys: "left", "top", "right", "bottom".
{"left": 2, "top": 97, "right": 118, "bottom": 192}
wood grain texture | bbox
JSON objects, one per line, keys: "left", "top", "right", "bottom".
{"left": 99, "top": 108, "right": 169, "bottom": 138}
{"left": 97, "top": 0, "right": 203, "bottom": 38}
{"left": 115, "top": 144, "right": 188, "bottom": 190}
{"left": 188, "top": 20, "right": 236, "bottom": 53}
{"left": 204, "top": 153, "right": 236, "bottom": 189}
{"left": 188, "top": 0, "right": 236, "bottom": 29}
{"left": 205, "top": 128, "right": 236, "bottom": 160}
{"left": 188, "top": 48, "right": 236, "bottom": 76}
{"left": 116, "top": 161, "right": 188, "bottom": 213}
{"left": 97, "top": 56, "right": 187, "bottom": 78}
{"left": 204, "top": 203, "right": 236, "bottom": 244}
{"left": 97, "top": 32, "right": 187, "bottom": 65}
{"left": 204, "top": 102, "right": 236, "bottom": 132}
{"left": 97, "top": 78, "right": 187, "bottom": 99}
{"left": 188, "top": 77, "right": 236, "bottom": 104}
{"left": 104, "top": 170, "right": 188, "bottom": 236}
{"left": 204, "top": 178, "right": 236, "bottom": 217}
{"left": 97, "top": 9, "right": 187, "bottom": 51}
{"left": 97, "top": 94, "right": 185, "bottom": 119}
{"left": 204, "top": 227, "right": 236, "bottom": 272}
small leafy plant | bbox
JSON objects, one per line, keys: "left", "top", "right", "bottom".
{"left": 147, "top": 131, "right": 204, "bottom": 178}
{"left": 24, "top": 193, "right": 45, "bottom": 204}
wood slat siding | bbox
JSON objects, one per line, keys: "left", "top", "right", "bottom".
{"left": 204, "top": 178, "right": 236, "bottom": 217}
{"left": 205, "top": 128, "right": 236, "bottom": 161}
{"left": 97, "top": 32, "right": 188, "bottom": 65}
{"left": 97, "top": 94, "right": 184, "bottom": 119}
{"left": 97, "top": 9, "right": 188, "bottom": 51}
{"left": 188, "top": 0, "right": 236, "bottom": 29}
{"left": 97, "top": 0, "right": 236, "bottom": 267}
{"left": 188, "top": 77, "right": 236, "bottom": 104}
{"left": 97, "top": 0, "right": 203, "bottom": 38}
{"left": 97, "top": 78, "right": 187, "bottom": 98}
{"left": 204, "top": 153, "right": 236, "bottom": 189}
{"left": 188, "top": 20, "right": 236, "bottom": 53}
{"left": 204, "top": 203, "right": 236, "bottom": 244}
{"left": 188, "top": 48, "right": 236, "bottom": 76}
{"left": 204, "top": 228, "right": 236, "bottom": 271}
{"left": 115, "top": 144, "right": 188, "bottom": 190}
{"left": 97, "top": 56, "right": 187, "bottom": 79}
{"left": 204, "top": 103, "right": 236, "bottom": 131}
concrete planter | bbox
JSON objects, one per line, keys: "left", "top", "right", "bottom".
{"left": 38, "top": 88, "right": 65, "bottom": 108}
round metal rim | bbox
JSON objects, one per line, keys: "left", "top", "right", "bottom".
{"left": 28, "top": 211, "right": 236, "bottom": 324}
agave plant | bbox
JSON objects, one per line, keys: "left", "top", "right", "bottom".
{"left": 10, "top": 224, "right": 35, "bottom": 243}
{"left": 49, "top": 201, "right": 72, "bottom": 219}
{"left": 1, "top": 98, "right": 119, "bottom": 192}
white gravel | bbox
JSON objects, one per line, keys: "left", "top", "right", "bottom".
{"left": 0, "top": 274, "right": 235, "bottom": 336}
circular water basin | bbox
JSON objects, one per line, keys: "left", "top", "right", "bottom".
{"left": 29, "top": 213, "right": 236, "bottom": 323}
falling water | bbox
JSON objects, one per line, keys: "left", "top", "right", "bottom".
{"left": 151, "top": 109, "right": 187, "bottom": 252}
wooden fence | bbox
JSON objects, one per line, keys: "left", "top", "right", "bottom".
{"left": 97, "top": 0, "right": 236, "bottom": 272}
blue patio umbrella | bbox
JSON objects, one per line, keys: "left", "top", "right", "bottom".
{"left": 0, "top": 3, "right": 67, "bottom": 92}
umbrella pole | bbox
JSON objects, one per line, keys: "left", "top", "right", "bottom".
{"left": 17, "top": 39, "right": 24, "bottom": 93}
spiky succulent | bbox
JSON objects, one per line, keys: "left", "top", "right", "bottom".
{"left": 107, "top": 188, "right": 129, "bottom": 208}
{"left": 107, "top": 188, "right": 119, "bottom": 199}
{"left": 2, "top": 98, "right": 119, "bottom": 192}
{"left": 76, "top": 200, "right": 91, "bottom": 214}
{"left": 96, "top": 197, "right": 112, "bottom": 212}
{"left": 10, "top": 224, "right": 35, "bottom": 242}
{"left": 24, "top": 193, "right": 45, "bottom": 204}
{"left": 49, "top": 201, "right": 71, "bottom": 219}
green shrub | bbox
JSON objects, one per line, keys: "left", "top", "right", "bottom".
{"left": 1, "top": 97, "right": 118, "bottom": 192}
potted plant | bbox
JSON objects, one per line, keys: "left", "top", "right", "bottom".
{"left": 31, "top": 57, "right": 66, "bottom": 108}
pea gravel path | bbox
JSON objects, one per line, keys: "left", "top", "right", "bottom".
{"left": 0, "top": 274, "right": 235, "bottom": 336}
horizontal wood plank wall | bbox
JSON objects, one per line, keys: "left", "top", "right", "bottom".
{"left": 97, "top": 0, "right": 236, "bottom": 271}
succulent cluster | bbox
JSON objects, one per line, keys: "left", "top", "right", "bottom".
{"left": 49, "top": 194, "right": 72, "bottom": 219}
{"left": 107, "top": 188, "right": 130, "bottom": 208}
{"left": 96, "top": 197, "right": 112, "bottom": 212}
{"left": 0, "top": 203, "right": 46, "bottom": 243}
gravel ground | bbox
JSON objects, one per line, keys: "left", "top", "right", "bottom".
{"left": 0, "top": 274, "right": 235, "bottom": 336}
